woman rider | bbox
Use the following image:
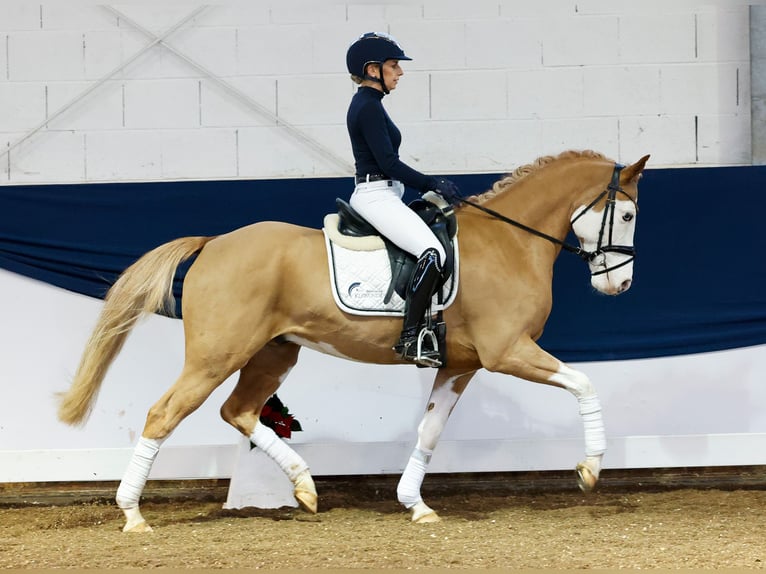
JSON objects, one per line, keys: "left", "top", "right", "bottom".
{"left": 345, "top": 32, "right": 461, "bottom": 366}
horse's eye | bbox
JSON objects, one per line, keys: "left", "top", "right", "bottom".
{"left": 622, "top": 212, "right": 634, "bottom": 222}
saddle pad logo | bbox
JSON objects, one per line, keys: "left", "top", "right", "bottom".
{"left": 347, "top": 281, "right": 385, "bottom": 300}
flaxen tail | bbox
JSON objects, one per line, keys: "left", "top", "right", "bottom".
{"left": 57, "top": 235, "right": 213, "bottom": 426}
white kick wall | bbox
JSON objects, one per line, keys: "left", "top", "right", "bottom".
{"left": 2, "top": 2, "right": 765, "bottom": 483}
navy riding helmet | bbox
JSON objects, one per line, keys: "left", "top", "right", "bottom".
{"left": 346, "top": 32, "right": 412, "bottom": 93}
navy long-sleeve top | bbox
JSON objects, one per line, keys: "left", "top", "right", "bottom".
{"left": 347, "top": 86, "right": 437, "bottom": 192}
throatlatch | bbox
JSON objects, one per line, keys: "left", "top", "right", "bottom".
{"left": 393, "top": 248, "right": 444, "bottom": 367}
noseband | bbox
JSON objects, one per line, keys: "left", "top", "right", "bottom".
{"left": 459, "top": 163, "right": 636, "bottom": 277}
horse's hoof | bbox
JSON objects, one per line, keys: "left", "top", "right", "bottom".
{"left": 294, "top": 470, "right": 318, "bottom": 513}
{"left": 123, "top": 520, "right": 153, "bottom": 533}
{"left": 410, "top": 501, "right": 440, "bottom": 523}
{"left": 413, "top": 511, "right": 441, "bottom": 524}
{"left": 295, "top": 488, "right": 318, "bottom": 514}
{"left": 576, "top": 462, "right": 598, "bottom": 492}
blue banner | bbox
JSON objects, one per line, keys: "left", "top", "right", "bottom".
{"left": 1, "top": 166, "right": 764, "bottom": 361}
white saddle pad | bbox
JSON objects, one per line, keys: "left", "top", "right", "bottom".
{"left": 322, "top": 213, "right": 459, "bottom": 317}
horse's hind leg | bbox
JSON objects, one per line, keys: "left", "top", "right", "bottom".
{"left": 398, "top": 369, "right": 477, "bottom": 523}
{"left": 116, "top": 358, "right": 243, "bottom": 532}
{"left": 220, "top": 341, "right": 317, "bottom": 513}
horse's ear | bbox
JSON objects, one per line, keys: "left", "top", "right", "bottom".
{"left": 621, "top": 154, "right": 650, "bottom": 184}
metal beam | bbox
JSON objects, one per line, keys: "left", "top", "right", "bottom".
{"left": 104, "top": 5, "right": 353, "bottom": 174}
{"left": 0, "top": 6, "right": 208, "bottom": 163}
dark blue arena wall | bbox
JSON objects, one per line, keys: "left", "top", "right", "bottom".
{"left": 1, "top": 165, "right": 765, "bottom": 362}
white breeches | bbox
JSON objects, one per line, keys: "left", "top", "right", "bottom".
{"left": 349, "top": 179, "right": 446, "bottom": 265}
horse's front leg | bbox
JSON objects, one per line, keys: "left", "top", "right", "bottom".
{"left": 398, "top": 369, "right": 477, "bottom": 523}
{"left": 551, "top": 362, "right": 606, "bottom": 491}
{"left": 480, "top": 335, "right": 606, "bottom": 491}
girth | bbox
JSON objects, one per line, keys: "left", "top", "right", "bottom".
{"left": 334, "top": 197, "right": 457, "bottom": 303}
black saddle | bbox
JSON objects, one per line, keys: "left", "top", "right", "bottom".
{"left": 334, "top": 197, "right": 457, "bottom": 304}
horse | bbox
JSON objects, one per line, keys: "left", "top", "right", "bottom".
{"left": 57, "top": 149, "right": 650, "bottom": 532}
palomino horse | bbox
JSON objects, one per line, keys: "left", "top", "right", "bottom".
{"left": 58, "top": 150, "right": 650, "bottom": 532}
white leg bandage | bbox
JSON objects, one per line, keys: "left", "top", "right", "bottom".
{"left": 116, "top": 436, "right": 165, "bottom": 509}
{"left": 397, "top": 447, "right": 432, "bottom": 509}
{"left": 250, "top": 421, "right": 308, "bottom": 482}
{"left": 578, "top": 394, "right": 607, "bottom": 456}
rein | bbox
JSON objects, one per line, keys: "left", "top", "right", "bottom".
{"left": 458, "top": 163, "right": 636, "bottom": 276}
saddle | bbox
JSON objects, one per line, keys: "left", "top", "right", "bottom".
{"left": 333, "top": 193, "right": 458, "bottom": 304}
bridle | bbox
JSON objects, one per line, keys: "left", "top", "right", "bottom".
{"left": 458, "top": 163, "right": 637, "bottom": 277}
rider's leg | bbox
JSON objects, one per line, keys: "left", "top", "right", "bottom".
{"left": 350, "top": 180, "right": 446, "bottom": 365}
{"left": 393, "top": 247, "right": 442, "bottom": 363}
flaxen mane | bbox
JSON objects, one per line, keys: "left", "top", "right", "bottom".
{"left": 469, "top": 150, "right": 611, "bottom": 204}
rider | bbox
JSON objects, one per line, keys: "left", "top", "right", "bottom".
{"left": 345, "top": 31, "right": 461, "bottom": 366}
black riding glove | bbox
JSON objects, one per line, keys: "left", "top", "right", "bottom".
{"left": 434, "top": 178, "right": 462, "bottom": 205}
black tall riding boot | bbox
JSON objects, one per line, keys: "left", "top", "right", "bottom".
{"left": 393, "top": 248, "right": 443, "bottom": 366}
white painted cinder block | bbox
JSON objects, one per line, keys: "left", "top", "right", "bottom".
{"left": 696, "top": 8, "right": 750, "bottom": 63}
{"left": 0, "top": 3, "right": 755, "bottom": 183}
{"left": 698, "top": 113, "right": 752, "bottom": 165}
{"left": 541, "top": 117, "right": 619, "bottom": 159}
{"left": 85, "top": 130, "right": 162, "bottom": 181}
{"left": 465, "top": 18, "right": 543, "bottom": 70}
{"left": 40, "top": 5, "right": 118, "bottom": 32}
{"left": 269, "top": 2, "right": 346, "bottom": 24}
{"left": 312, "top": 22, "right": 366, "bottom": 75}
{"left": 277, "top": 75, "right": 350, "bottom": 126}
{"left": 347, "top": 4, "right": 424, "bottom": 22}
{"left": 659, "top": 63, "right": 741, "bottom": 116}
{"left": 83, "top": 31, "right": 124, "bottom": 80}
{"left": 191, "top": 4, "right": 270, "bottom": 27}
{"left": 619, "top": 115, "right": 696, "bottom": 166}
{"left": 0, "top": 83, "right": 45, "bottom": 131}
{"left": 392, "top": 20, "right": 466, "bottom": 71}
{"left": 238, "top": 125, "right": 321, "bottom": 178}
{"left": 164, "top": 27, "right": 238, "bottom": 78}
{"left": 46, "top": 81, "right": 124, "bottom": 131}
{"left": 431, "top": 70, "right": 507, "bottom": 120}
{"left": 200, "top": 76, "right": 278, "bottom": 128}
{"left": 499, "top": 2, "right": 575, "bottom": 18}
{"left": 112, "top": 4, "right": 210, "bottom": 35}
{"left": 9, "top": 130, "right": 85, "bottom": 183}
{"left": 124, "top": 78, "right": 199, "bottom": 129}
{"left": 0, "top": 3, "right": 41, "bottom": 31}
{"left": 306, "top": 123, "right": 354, "bottom": 177}
{"left": 160, "top": 128, "right": 237, "bottom": 180}
{"left": 423, "top": 0, "right": 502, "bottom": 20}
{"left": 236, "top": 25, "right": 314, "bottom": 76}
{"left": 119, "top": 34, "right": 167, "bottom": 80}
{"left": 542, "top": 16, "right": 620, "bottom": 66}
{"left": 398, "top": 121, "right": 471, "bottom": 174}
{"left": 381, "top": 72, "right": 429, "bottom": 122}
{"left": 619, "top": 13, "right": 695, "bottom": 64}
{"left": 0, "top": 35, "right": 6, "bottom": 80}
{"left": 583, "top": 66, "right": 661, "bottom": 117}
{"left": 507, "top": 68, "right": 585, "bottom": 120}
{"left": 455, "top": 119, "right": 543, "bottom": 174}
{"left": 8, "top": 31, "right": 85, "bottom": 81}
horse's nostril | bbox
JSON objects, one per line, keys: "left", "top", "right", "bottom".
{"left": 620, "top": 279, "right": 632, "bottom": 293}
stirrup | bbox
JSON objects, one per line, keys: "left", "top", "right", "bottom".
{"left": 394, "top": 327, "right": 442, "bottom": 368}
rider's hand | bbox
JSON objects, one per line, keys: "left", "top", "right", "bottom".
{"left": 434, "top": 178, "right": 462, "bottom": 206}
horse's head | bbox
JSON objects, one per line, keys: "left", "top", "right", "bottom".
{"left": 571, "top": 154, "right": 650, "bottom": 296}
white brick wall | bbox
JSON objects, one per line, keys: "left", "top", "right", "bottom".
{"left": 0, "top": 2, "right": 753, "bottom": 184}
